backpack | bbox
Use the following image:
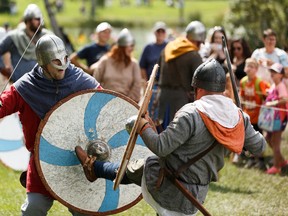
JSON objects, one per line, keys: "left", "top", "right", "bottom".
{"left": 241, "top": 76, "right": 263, "bottom": 100}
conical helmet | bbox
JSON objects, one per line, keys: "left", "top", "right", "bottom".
{"left": 191, "top": 58, "right": 226, "bottom": 92}
{"left": 185, "top": 20, "right": 206, "bottom": 42}
{"left": 35, "top": 34, "right": 69, "bottom": 70}
{"left": 117, "top": 28, "right": 135, "bottom": 47}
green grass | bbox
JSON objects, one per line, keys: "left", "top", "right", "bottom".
{"left": 1, "top": 130, "right": 288, "bottom": 215}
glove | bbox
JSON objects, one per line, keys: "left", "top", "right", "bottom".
{"left": 125, "top": 115, "right": 149, "bottom": 134}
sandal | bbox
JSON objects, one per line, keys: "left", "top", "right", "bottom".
{"left": 75, "top": 146, "right": 97, "bottom": 182}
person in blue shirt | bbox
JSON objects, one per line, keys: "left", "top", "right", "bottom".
{"left": 139, "top": 21, "right": 168, "bottom": 121}
{"left": 70, "top": 22, "right": 112, "bottom": 75}
{"left": 140, "top": 21, "right": 168, "bottom": 83}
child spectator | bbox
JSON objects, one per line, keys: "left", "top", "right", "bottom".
{"left": 240, "top": 58, "right": 270, "bottom": 132}
{"left": 237, "top": 58, "right": 270, "bottom": 169}
{"left": 264, "top": 63, "right": 288, "bottom": 174}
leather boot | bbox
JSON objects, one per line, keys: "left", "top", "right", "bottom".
{"left": 75, "top": 146, "right": 97, "bottom": 182}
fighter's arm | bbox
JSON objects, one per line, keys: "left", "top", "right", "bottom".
{"left": 139, "top": 110, "right": 193, "bottom": 157}
{"left": 242, "top": 112, "right": 266, "bottom": 155}
{"left": 0, "top": 85, "right": 21, "bottom": 118}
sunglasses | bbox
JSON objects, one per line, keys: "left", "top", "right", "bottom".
{"left": 232, "top": 46, "right": 242, "bottom": 51}
{"left": 156, "top": 29, "right": 166, "bottom": 33}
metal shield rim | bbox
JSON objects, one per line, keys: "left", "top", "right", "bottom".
{"left": 34, "top": 89, "right": 143, "bottom": 215}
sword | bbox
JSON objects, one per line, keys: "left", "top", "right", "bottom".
{"left": 222, "top": 36, "right": 241, "bottom": 108}
{"left": 0, "top": 19, "right": 44, "bottom": 107}
{"left": 164, "top": 167, "right": 212, "bottom": 216}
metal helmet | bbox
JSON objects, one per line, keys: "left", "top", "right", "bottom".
{"left": 117, "top": 28, "right": 135, "bottom": 47}
{"left": 35, "top": 34, "right": 69, "bottom": 70}
{"left": 185, "top": 21, "right": 206, "bottom": 42}
{"left": 23, "top": 4, "right": 43, "bottom": 23}
{"left": 191, "top": 58, "right": 226, "bottom": 92}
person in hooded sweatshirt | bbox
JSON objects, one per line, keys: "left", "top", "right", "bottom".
{"left": 74, "top": 58, "right": 266, "bottom": 216}
{"left": 0, "top": 34, "right": 101, "bottom": 215}
{"left": 157, "top": 20, "right": 205, "bottom": 129}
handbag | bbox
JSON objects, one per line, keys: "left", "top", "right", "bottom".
{"left": 258, "top": 106, "right": 282, "bottom": 132}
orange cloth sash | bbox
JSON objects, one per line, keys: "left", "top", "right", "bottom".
{"left": 198, "top": 110, "right": 245, "bottom": 154}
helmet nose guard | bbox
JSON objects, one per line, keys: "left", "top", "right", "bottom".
{"left": 36, "top": 34, "right": 69, "bottom": 70}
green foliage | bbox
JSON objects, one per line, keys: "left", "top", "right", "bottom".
{"left": 187, "top": 11, "right": 202, "bottom": 24}
{"left": 0, "top": 0, "right": 11, "bottom": 13}
{"left": 225, "top": 0, "right": 288, "bottom": 50}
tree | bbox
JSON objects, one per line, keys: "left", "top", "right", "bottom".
{"left": 43, "top": 0, "right": 64, "bottom": 40}
{"left": 225, "top": 0, "right": 288, "bottom": 50}
{"left": 0, "top": 0, "right": 11, "bottom": 13}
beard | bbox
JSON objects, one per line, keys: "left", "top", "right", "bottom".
{"left": 28, "top": 22, "right": 42, "bottom": 34}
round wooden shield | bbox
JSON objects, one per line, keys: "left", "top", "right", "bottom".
{"left": 0, "top": 113, "right": 30, "bottom": 171}
{"left": 35, "top": 89, "right": 153, "bottom": 215}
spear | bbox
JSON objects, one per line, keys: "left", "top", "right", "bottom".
{"left": 222, "top": 36, "right": 241, "bottom": 108}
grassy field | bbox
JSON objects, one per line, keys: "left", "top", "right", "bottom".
{"left": 0, "top": 0, "right": 229, "bottom": 29}
{"left": 0, "top": 130, "right": 288, "bottom": 216}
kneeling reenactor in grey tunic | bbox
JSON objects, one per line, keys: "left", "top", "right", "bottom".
{"left": 75, "top": 58, "right": 266, "bottom": 216}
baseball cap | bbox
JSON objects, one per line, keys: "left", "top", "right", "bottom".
{"left": 153, "top": 21, "right": 167, "bottom": 32}
{"left": 95, "top": 22, "right": 111, "bottom": 33}
{"left": 269, "top": 62, "right": 283, "bottom": 74}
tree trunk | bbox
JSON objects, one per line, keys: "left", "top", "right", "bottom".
{"left": 90, "top": 0, "right": 96, "bottom": 19}
{"left": 43, "top": 0, "right": 64, "bottom": 40}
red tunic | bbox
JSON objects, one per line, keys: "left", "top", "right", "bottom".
{"left": 0, "top": 86, "right": 52, "bottom": 197}
{"left": 1, "top": 83, "right": 103, "bottom": 197}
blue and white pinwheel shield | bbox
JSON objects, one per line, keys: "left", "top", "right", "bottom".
{"left": 36, "top": 90, "right": 153, "bottom": 215}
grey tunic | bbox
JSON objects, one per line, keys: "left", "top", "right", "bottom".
{"left": 141, "top": 102, "right": 266, "bottom": 214}
{"left": 0, "top": 27, "right": 52, "bottom": 81}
